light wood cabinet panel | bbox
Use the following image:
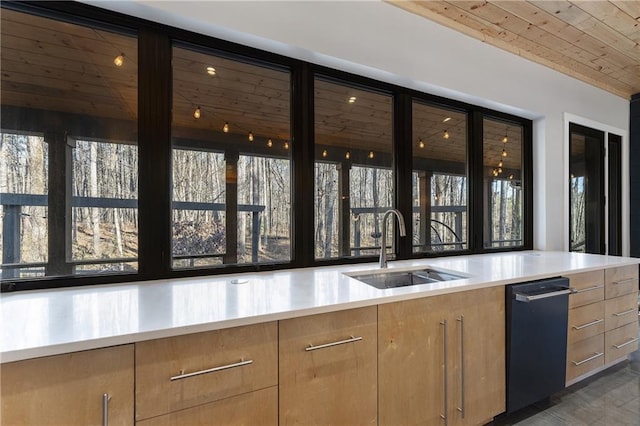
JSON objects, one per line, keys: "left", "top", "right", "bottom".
{"left": 605, "top": 293, "right": 638, "bottom": 331}
{"left": 453, "top": 287, "right": 506, "bottom": 426}
{"left": 136, "top": 386, "right": 278, "bottom": 426}
{"left": 135, "top": 322, "right": 277, "bottom": 421}
{"left": 379, "top": 296, "right": 446, "bottom": 425}
{"left": 605, "top": 321, "right": 639, "bottom": 364}
{"left": 567, "top": 300, "right": 605, "bottom": 344}
{"left": 566, "top": 334, "right": 605, "bottom": 382}
{"left": 379, "top": 287, "right": 505, "bottom": 426}
{"left": 605, "top": 265, "right": 639, "bottom": 299}
{"left": 567, "top": 270, "right": 605, "bottom": 308}
{"left": 1, "top": 345, "right": 134, "bottom": 426}
{"left": 279, "top": 306, "right": 377, "bottom": 425}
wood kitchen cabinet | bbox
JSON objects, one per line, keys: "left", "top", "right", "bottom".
{"left": 566, "top": 265, "right": 639, "bottom": 385}
{"left": 1, "top": 345, "right": 134, "bottom": 426}
{"left": 379, "top": 286, "right": 505, "bottom": 426}
{"left": 604, "top": 265, "right": 639, "bottom": 364}
{"left": 566, "top": 270, "right": 606, "bottom": 383}
{"left": 135, "top": 322, "right": 277, "bottom": 422}
{"left": 279, "top": 306, "right": 378, "bottom": 425}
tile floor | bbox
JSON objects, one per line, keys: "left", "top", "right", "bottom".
{"left": 494, "top": 342, "right": 640, "bottom": 425}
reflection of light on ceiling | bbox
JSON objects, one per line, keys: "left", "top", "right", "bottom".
{"left": 348, "top": 96, "right": 357, "bottom": 103}
{"left": 443, "top": 117, "right": 451, "bottom": 123}
{"left": 206, "top": 66, "right": 216, "bottom": 75}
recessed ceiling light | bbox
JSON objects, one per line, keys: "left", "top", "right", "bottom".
{"left": 348, "top": 96, "right": 357, "bottom": 103}
{"left": 206, "top": 66, "right": 216, "bottom": 75}
{"left": 443, "top": 117, "right": 451, "bottom": 123}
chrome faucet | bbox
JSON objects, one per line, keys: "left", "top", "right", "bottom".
{"left": 379, "top": 209, "right": 406, "bottom": 268}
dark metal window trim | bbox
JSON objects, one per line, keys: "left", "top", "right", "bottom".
{"left": 1, "top": 1, "right": 533, "bottom": 292}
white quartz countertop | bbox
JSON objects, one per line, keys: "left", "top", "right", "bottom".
{"left": 2, "top": 251, "right": 639, "bottom": 363}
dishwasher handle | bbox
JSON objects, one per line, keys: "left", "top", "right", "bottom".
{"left": 514, "top": 288, "right": 571, "bottom": 303}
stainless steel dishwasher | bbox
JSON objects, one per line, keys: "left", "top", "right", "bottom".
{"left": 505, "top": 277, "right": 571, "bottom": 414}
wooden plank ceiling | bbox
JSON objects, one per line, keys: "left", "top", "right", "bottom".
{"left": 387, "top": 0, "right": 640, "bottom": 100}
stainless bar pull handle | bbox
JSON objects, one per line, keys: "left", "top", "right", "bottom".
{"left": 515, "top": 289, "right": 571, "bottom": 302}
{"left": 613, "top": 308, "right": 637, "bottom": 317}
{"left": 612, "top": 278, "right": 638, "bottom": 285}
{"left": 102, "top": 393, "right": 110, "bottom": 426}
{"left": 613, "top": 337, "right": 639, "bottom": 349}
{"left": 571, "top": 284, "right": 604, "bottom": 294}
{"left": 305, "top": 336, "right": 362, "bottom": 352}
{"left": 440, "top": 320, "right": 448, "bottom": 426}
{"left": 456, "top": 315, "right": 465, "bottom": 419}
{"left": 571, "top": 352, "right": 603, "bottom": 366}
{"left": 170, "top": 359, "right": 253, "bottom": 381}
{"left": 572, "top": 319, "right": 604, "bottom": 330}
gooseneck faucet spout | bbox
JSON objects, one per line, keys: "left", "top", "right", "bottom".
{"left": 379, "top": 209, "right": 406, "bottom": 269}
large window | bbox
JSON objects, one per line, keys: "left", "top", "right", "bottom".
{"left": 0, "top": 3, "right": 533, "bottom": 290}
{"left": 171, "top": 45, "right": 291, "bottom": 269}
{"left": 412, "top": 103, "right": 468, "bottom": 253}
{"left": 0, "top": 8, "right": 138, "bottom": 280}
{"left": 483, "top": 118, "right": 524, "bottom": 248}
{"left": 314, "top": 78, "right": 394, "bottom": 260}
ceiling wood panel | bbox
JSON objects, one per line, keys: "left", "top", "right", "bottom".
{"left": 387, "top": 0, "right": 640, "bottom": 99}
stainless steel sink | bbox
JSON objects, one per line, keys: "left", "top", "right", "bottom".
{"left": 347, "top": 268, "right": 466, "bottom": 289}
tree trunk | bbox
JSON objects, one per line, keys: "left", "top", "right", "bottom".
{"left": 90, "top": 142, "right": 101, "bottom": 257}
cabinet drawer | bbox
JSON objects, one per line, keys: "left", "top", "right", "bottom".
{"left": 279, "top": 306, "right": 377, "bottom": 425}
{"left": 566, "top": 334, "right": 604, "bottom": 383}
{"left": 568, "top": 301, "right": 604, "bottom": 344}
{"left": 135, "top": 322, "right": 277, "bottom": 421}
{"left": 605, "top": 293, "right": 639, "bottom": 331}
{"left": 567, "top": 271, "right": 605, "bottom": 308}
{"left": 605, "top": 265, "right": 639, "bottom": 299}
{"left": 136, "top": 386, "right": 278, "bottom": 426}
{"left": 605, "top": 321, "right": 639, "bottom": 364}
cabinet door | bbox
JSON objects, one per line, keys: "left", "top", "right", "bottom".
{"left": 379, "top": 287, "right": 505, "bottom": 426}
{"left": 279, "top": 306, "right": 377, "bottom": 425}
{"left": 1, "top": 345, "right": 134, "bottom": 426}
{"left": 450, "top": 286, "right": 505, "bottom": 426}
{"left": 379, "top": 296, "right": 447, "bottom": 425}
{"left": 136, "top": 386, "right": 277, "bottom": 426}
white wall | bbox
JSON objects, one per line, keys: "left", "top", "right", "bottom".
{"left": 87, "top": 0, "right": 631, "bottom": 252}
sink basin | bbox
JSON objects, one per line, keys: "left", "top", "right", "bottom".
{"left": 347, "top": 268, "right": 466, "bottom": 290}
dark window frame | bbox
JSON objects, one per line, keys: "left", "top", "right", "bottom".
{"left": 0, "top": 1, "right": 533, "bottom": 292}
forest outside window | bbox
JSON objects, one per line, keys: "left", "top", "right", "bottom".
{"left": 412, "top": 103, "right": 468, "bottom": 253}
{"left": 0, "top": 9, "right": 138, "bottom": 280}
{"left": 171, "top": 45, "right": 291, "bottom": 269}
{"left": 483, "top": 118, "right": 524, "bottom": 248}
{"left": 314, "top": 78, "right": 394, "bottom": 260}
